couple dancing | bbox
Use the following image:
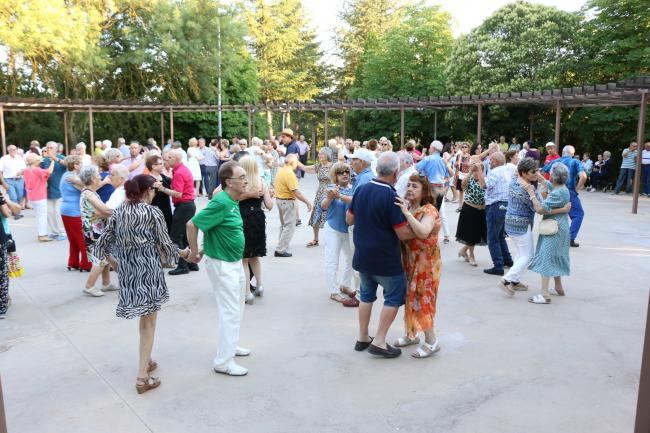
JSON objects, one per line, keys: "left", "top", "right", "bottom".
{"left": 346, "top": 151, "right": 442, "bottom": 359}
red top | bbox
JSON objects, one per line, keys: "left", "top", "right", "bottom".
{"left": 23, "top": 167, "right": 50, "bottom": 201}
{"left": 171, "top": 163, "right": 195, "bottom": 204}
{"left": 543, "top": 154, "right": 560, "bottom": 180}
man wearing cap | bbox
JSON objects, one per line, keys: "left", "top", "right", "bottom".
{"left": 416, "top": 140, "right": 452, "bottom": 243}
{"left": 273, "top": 154, "right": 312, "bottom": 257}
{"left": 347, "top": 148, "right": 375, "bottom": 194}
{"left": 281, "top": 129, "right": 299, "bottom": 156}
{"left": 543, "top": 142, "right": 560, "bottom": 180}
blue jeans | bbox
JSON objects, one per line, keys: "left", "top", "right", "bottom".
{"left": 359, "top": 272, "right": 406, "bottom": 307}
{"left": 485, "top": 202, "right": 512, "bottom": 269}
{"left": 6, "top": 178, "right": 24, "bottom": 203}
{"left": 642, "top": 165, "right": 650, "bottom": 194}
{"left": 568, "top": 188, "right": 584, "bottom": 241}
{"left": 199, "top": 164, "right": 208, "bottom": 195}
{"left": 614, "top": 168, "right": 635, "bottom": 194}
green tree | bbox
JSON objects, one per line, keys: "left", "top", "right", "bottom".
{"left": 246, "top": 0, "right": 322, "bottom": 137}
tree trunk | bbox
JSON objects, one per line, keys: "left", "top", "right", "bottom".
{"left": 266, "top": 110, "right": 274, "bottom": 138}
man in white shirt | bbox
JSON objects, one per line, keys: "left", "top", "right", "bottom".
{"left": 76, "top": 142, "right": 93, "bottom": 166}
{"left": 0, "top": 144, "right": 27, "bottom": 219}
{"left": 117, "top": 137, "right": 129, "bottom": 158}
{"left": 122, "top": 141, "right": 147, "bottom": 180}
{"left": 106, "top": 165, "right": 129, "bottom": 210}
{"left": 395, "top": 151, "right": 417, "bottom": 198}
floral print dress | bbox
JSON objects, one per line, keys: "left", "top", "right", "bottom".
{"left": 308, "top": 163, "right": 332, "bottom": 228}
{"left": 403, "top": 204, "right": 442, "bottom": 338}
{"left": 80, "top": 189, "right": 107, "bottom": 266}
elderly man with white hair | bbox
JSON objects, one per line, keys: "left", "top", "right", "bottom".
{"left": 106, "top": 165, "right": 129, "bottom": 210}
{"left": 395, "top": 151, "right": 416, "bottom": 198}
{"left": 122, "top": 141, "right": 147, "bottom": 180}
{"left": 102, "top": 139, "right": 112, "bottom": 155}
{"left": 542, "top": 144, "right": 586, "bottom": 247}
{"left": 416, "top": 140, "right": 451, "bottom": 243}
{"left": 76, "top": 142, "right": 92, "bottom": 166}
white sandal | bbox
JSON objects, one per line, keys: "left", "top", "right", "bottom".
{"left": 411, "top": 341, "right": 441, "bottom": 359}
{"left": 394, "top": 336, "right": 420, "bottom": 348}
{"left": 528, "top": 294, "right": 551, "bottom": 304}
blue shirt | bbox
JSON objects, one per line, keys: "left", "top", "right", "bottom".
{"left": 505, "top": 177, "right": 536, "bottom": 236}
{"left": 97, "top": 171, "right": 115, "bottom": 202}
{"left": 60, "top": 171, "right": 81, "bottom": 217}
{"left": 543, "top": 156, "right": 584, "bottom": 189}
{"left": 349, "top": 179, "right": 407, "bottom": 276}
{"left": 485, "top": 165, "right": 510, "bottom": 205}
{"left": 351, "top": 167, "right": 373, "bottom": 194}
{"left": 286, "top": 141, "right": 300, "bottom": 155}
{"left": 203, "top": 148, "right": 219, "bottom": 167}
{"left": 40, "top": 154, "right": 67, "bottom": 199}
{"left": 621, "top": 150, "right": 637, "bottom": 169}
{"left": 324, "top": 184, "right": 352, "bottom": 234}
{"left": 416, "top": 153, "right": 449, "bottom": 184}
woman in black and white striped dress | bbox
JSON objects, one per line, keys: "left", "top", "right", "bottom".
{"left": 94, "top": 174, "right": 190, "bottom": 394}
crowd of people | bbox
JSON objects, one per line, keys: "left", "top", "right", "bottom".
{"left": 0, "top": 130, "right": 648, "bottom": 394}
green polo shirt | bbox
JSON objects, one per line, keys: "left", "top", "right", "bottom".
{"left": 191, "top": 190, "right": 244, "bottom": 262}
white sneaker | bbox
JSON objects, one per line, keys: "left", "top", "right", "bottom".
{"left": 83, "top": 287, "right": 105, "bottom": 297}
{"left": 213, "top": 361, "right": 248, "bottom": 376}
{"left": 235, "top": 346, "right": 251, "bottom": 357}
{"left": 100, "top": 283, "right": 119, "bottom": 292}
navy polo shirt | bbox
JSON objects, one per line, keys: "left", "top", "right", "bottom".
{"left": 349, "top": 179, "right": 407, "bottom": 276}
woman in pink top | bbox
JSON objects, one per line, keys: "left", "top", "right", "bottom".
{"left": 23, "top": 152, "right": 55, "bottom": 242}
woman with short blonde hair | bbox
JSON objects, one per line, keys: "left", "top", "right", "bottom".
{"left": 186, "top": 137, "right": 203, "bottom": 196}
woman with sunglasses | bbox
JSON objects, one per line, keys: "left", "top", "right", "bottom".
{"left": 320, "top": 161, "right": 357, "bottom": 305}
{"left": 456, "top": 155, "right": 487, "bottom": 266}
{"left": 454, "top": 142, "right": 472, "bottom": 211}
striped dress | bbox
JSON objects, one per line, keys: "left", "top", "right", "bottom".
{"left": 94, "top": 202, "right": 179, "bottom": 319}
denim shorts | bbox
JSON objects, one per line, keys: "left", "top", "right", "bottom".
{"left": 359, "top": 272, "right": 407, "bottom": 307}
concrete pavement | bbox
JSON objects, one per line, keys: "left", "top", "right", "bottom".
{"left": 1, "top": 176, "right": 649, "bottom": 433}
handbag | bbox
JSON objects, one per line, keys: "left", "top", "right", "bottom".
{"left": 8, "top": 252, "right": 24, "bottom": 278}
{"left": 539, "top": 218, "right": 559, "bottom": 236}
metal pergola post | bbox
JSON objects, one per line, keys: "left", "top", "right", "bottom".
{"left": 554, "top": 100, "right": 561, "bottom": 147}
{"left": 63, "top": 111, "right": 69, "bottom": 154}
{"left": 88, "top": 107, "right": 94, "bottom": 153}
{"left": 476, "top": 104, "right": 482, "bottom": 144}
{"left": 160, "top": 111, "right": 165, "bottom": 146}
{"left": 169, "top": 108, "right": 174, "bottom": 143}
{"left": 0, "top": 105, "right": 6, "bottom": 155}
{"left": 434, "top": 111, "right": 438, "bottom": 141}
{"left": 632, "top": 91, "right": 648, "bottom": 214}
{"left": 400, "top": 105, "right": 405, "bottom": 148}
{"left": 247, "top": 108, "right": 252, "bottom": 143}
{"left": 342, "top": 110, "right": 347, "bottom": 138}
{"left": 324, "top": 109, "right": 329, "bottom": 144}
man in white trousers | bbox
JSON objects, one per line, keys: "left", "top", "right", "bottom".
{"left": 186, "top": 161, "right": 251, "bottom": 376}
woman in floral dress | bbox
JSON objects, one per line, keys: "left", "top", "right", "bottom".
{"left": 79, "top": 165, "right": 115, "bottom": 297}
{"left": 394, "top": 173, "right": 442, "bottom": 358}
{"left": 300, "top": 147, "right": 334, "bottom": 247}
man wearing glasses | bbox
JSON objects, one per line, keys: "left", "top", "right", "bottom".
{"left": 186, "top": 161, "right": 251, "bottom": 376}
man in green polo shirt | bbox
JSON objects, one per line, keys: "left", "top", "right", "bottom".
{"left": 186, "top": 161, "right": 251, "bottom": 377}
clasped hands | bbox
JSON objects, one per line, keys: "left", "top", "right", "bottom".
{"left": 183, "top": 248, "right": 203, "bottom": 264}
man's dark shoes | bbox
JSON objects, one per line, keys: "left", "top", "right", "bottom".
{"left": 570, "top": 240, "right": 580, "bottom": 248}
{"left": 483, "top": 267, "right": 504, "bottom": 276}
{"left": 274, "top": 251, "right": 292, "bottom": 257}
{"left": 168, "top": 266, "right": 189, "bottom": 275}
{"left": 188, "top": 263, "right": 199, "bottom": 271}
{"left": 354, "top": 337, "right": 374, "bottom": 351}
{"left": 504, "top": 261, "right": 514, "bottom": 268}
{"left": 368, "top": 343, "right": 401, "bottom": 358}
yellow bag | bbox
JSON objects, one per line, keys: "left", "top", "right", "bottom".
{"left": 8, "top": 252, "right": 24, "bottom": 278}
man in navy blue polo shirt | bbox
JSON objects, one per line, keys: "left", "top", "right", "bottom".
{"left": 346, "top": 152, "right": 414, "bottom": 358}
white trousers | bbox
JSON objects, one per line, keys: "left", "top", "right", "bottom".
{"left": 30, "top": 199, "right": 48, "bottom": 237}
{"left": 205, "top": 258, "right": 245, "bottom": 367}
{"left": 47, "top": 198, "right": 64, "bottom": 236}
{"left": 504, "top": 227, "right": 534, "bottom": 284}
{"left": 439, "top": 198, "right": 450, "bottom": 238}
{"left": 322, "top": 223, "right": 353, "bottom": 294}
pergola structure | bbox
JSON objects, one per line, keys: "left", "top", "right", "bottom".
{"left": 0, "top": 77, "right": 650, "bottom": 431}
{"left": 0, "top": 76, "right": 648, "bottom": 213}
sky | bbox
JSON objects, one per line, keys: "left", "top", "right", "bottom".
{"left": 302, "top": 0, "right": 587, "bottom": 65}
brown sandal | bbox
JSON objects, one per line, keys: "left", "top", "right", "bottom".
{"left": 136, "top": 376, "right": 160, "bottom": 394}
{"left": 147, "top": 360, "right": 157, "bottom": 373}
{"left": 306, "top": 240, "right": 319, "bottom": 247}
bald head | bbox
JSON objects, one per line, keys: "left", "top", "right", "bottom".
{"left": 167, "top": 149, "right": 184, "bottom": 167}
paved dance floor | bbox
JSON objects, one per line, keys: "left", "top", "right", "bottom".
{"left": 1, "top": 176, "right": 648, "bottom": 433}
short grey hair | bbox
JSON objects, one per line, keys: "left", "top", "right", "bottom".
{"left": 430, "top": 140, "right": 443, "bottom": 152}
{"left": 517, "top": 157, "right": 538, "bottom": 175}
{"left": 398, "top": 151, "right": 414, "bottom": 166}
{"left": 79, "top": 165, "right": 98, "bottom": 186}
{"left": 46, "top": 140, "right": 58, "bottom": 149}
{"left": 376, "top": 151, "right": 400, "bottom": 177}
{"left": 319, "top": 146, "right": 333, "bottom": 162}
{"left": 251, "top": 137, "right": 263, "bottom": 147}
{"left": 550, "top": 162, "right": 569, "bottom": 185}
{"left": 110, "top": 164, "right": 129, "bottom": 180}
{"left": 76, "top": 142, "right": 86, "bottom": 150}
{"left": 104, "top": 148, "right": 122, "bottom": 162}
{"left": 603, "top": 151, "right": 611, "bottom": 158}
{"left": 562, "top": 145, "right": 575, "bottom": 157}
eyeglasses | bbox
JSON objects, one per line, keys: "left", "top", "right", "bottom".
{"left": 336, "top": 170, "right": 350, "bottom": 175}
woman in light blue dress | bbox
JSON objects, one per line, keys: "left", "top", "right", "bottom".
{"left": 524, "top": 163, "right": 571, "bottom": 304}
